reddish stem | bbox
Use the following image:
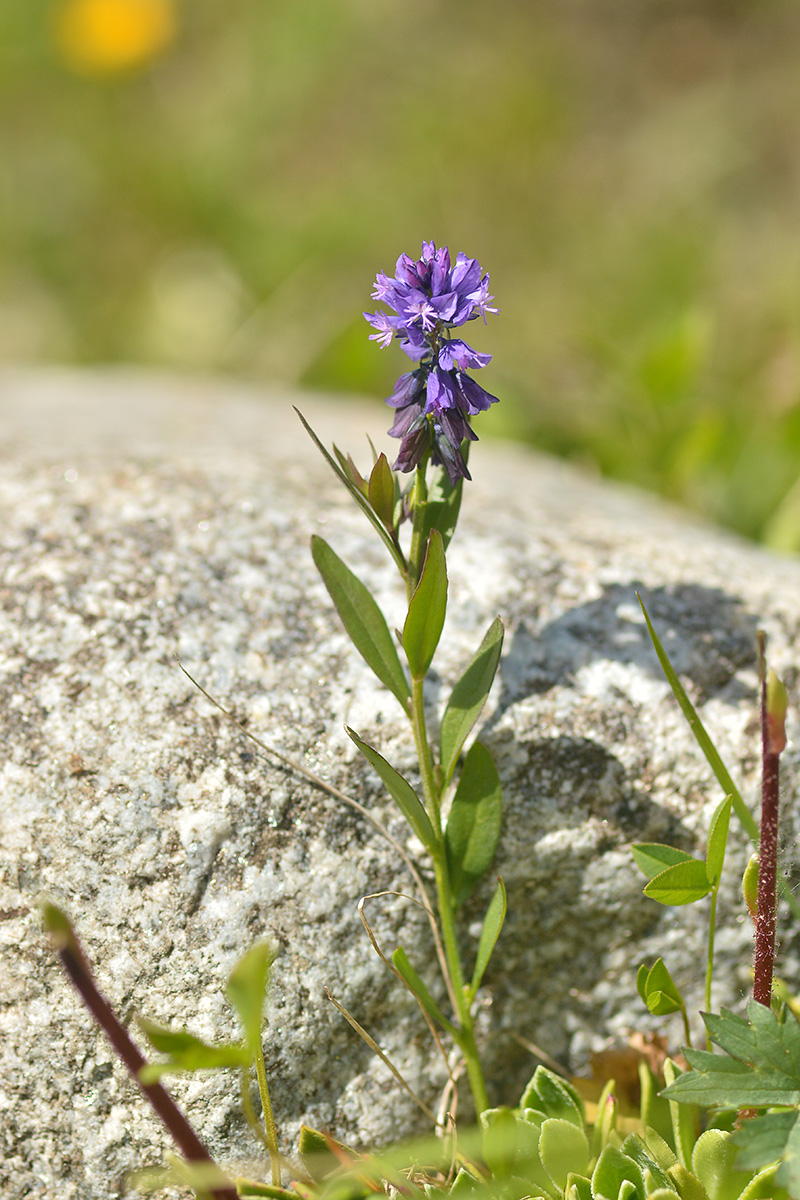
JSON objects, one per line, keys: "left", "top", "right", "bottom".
{"left": 752, "top": 635, "right": 781, "bottom": 1008}
{"left": 51, "top": 919, "right": 238, "bottom": 1200}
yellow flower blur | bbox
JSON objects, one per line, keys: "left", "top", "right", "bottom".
{"left": 54, "top": 0, "right": 177, "bottom": 75}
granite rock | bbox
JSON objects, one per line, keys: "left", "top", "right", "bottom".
{"left": 1, "top": 367, "right": 799, "bottom": 1199}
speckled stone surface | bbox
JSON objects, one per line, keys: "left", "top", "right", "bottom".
{"left": 1, "top": 367, "right": 799, "bottom": 1199}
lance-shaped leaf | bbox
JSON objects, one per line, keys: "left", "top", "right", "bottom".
{"left": 296, "top": 408, "right": 406, "bottom": 573}
{"left": 420, "top": 462, "right": 466, "bottom": 552}
{"left": 345, "top": 726, "right": 436, "bottom": 850}
{"left": 311, "top": 536, "right": 410, "bottom": 709}
{"left": 392, "top": 946, "right": 456, "bottom": 1035}
{"left": 469, "top": 878, "right": 507, "bottom": 998}
{"left": 403, "top": 530, "right": 447, "bottom": 680}
{"left": 445, "top": 741, "right": 502, "bottom": 906}
{"left": 368, "top": 453, "right": 396, "bottom": 532}
{"left": 643, "top": 857, "right": 711, "bottom": 906}
{"left": 705, "top": 794, "right": 733, "bottom": 887}
{"left": 225, "top": 941, "right": 275, "bottom": 1056}
{"left": 440, "top": 617, "right": 504, "bottom": 785}
{"left": 631, "top": 843, "right": 696, "bottom": 881}
{"left": 137, "top": 1019, "right": 248, "bottom": 1083}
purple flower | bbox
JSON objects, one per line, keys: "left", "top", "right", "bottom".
{"left": 364, "top": 241, "right": 499, "bottom": 484}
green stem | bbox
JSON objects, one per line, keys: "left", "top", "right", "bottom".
{"left": 408, "top": 674, "right": 490, "bottom": 1117}
{"left": 407, "top": 466, "right": 429, "bottom": 592}
{"left": 705, "top": 886, "right": 718, "bottom": 1051}
{"left": 253, "top": 1037, "right": 281, "bottom": 1186}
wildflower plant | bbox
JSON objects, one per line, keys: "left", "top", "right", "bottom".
{"left": 41, "top": 241, "right": 800, "bottom": 1200}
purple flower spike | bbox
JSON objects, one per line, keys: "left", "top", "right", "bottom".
{"left": 365, "top": 241, "right": 499, "bottom": 483}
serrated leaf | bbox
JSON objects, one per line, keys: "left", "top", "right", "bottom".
{"left": 445, "top": 741, "right": 502, "bottom": 905}
{"left": 403, "top": 530, "right": 447, "bottom": 680}
{"left": 663, "top": 1058, "right": 699, "bottom": 1172}
{"left": 644, "top": 858, "right": 711, "bottom": 906}
{"left": 225, "top": 941, "right": 275, "bottom": 1055}
{"left": 706, "top": 795, "right": 733, "bottom": 887}
{"left": 440, "top": 617, "right": 504, "bottom": 785}
{"left": 345, "top": 727, "right": 436, "bottom": 850}
{"left": 662, "top": 1009, "right": 800, "bottom": 1108}
{"left": 137, "top": 1018, "right": 247, "bottom": 1082}
{"left": 311, "top": 536, "right": 410, "bottom": 709}
{"left": 470, "top": 877, "right": 507, "bottom": 997}
{"left": 368, "top": 454, "right": 396, "bottom": 531}
{"left": 631, "top": 843, "right": 697, "bottom": 881}
{"left": 732, "top": 1111, "right": 800, "bottom": 1187}
{"left": 392, "top": 946, "right": 455, "bottom": 1034}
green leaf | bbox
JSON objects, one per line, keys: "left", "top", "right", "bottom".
{"left": 705, "top": 795, "right": 733, "bottom": 887}
{"left": 591, "top": 1144, "right": 644, "bottom": 1200}
{"left": 296, "top": 408, "right": 406, "bottom": 574}
{"left": 691, "top": 1129, "right": 755, "bottom": 1200}
{"left": 311, "top": 535, "right": 410, "bottom": 709}
{"left": 733, "top": 1111, "right": 800, "bottom": 1196}
{"left": 392, "top": 946, "right": 455, "bottom": 1034}
{"left": 643, "top": 858, "right": 711, "bottom": 906}
{"left": 638, "top": 958, "right": 686, "bottom": 1017}
{"left": 137, "top": 1018, "right": 247, "bottom": 1082}
{"left": 662, "top": 1006, "right": 800, "bottom": 1109}
{"left": 345, "top": 727, "right": 436, "bottom": 850}
{"left": 420, "top": 463, "right": 465, "bottom": 551}
{"left": 225, "top": 941, "right": 275, "bottom": 1055}
{"left": 620, "top": 1134, "right": 674, "bottom": 1193}
{"left": 440, "top": 617, "right": 504, "bottom": 785}
{"left": 662, "top": 1058, "right": 701, "bottom": 1172}
{"left": 403, "top": 530, "right": 447, "bottom": 680}
{"left": 445, "top": 741, "right": 503, "bottom": 905}
{"left": 631, "top": 843, "right": 697, "bottom": 881}
{"left": 368, "top": 454, "right": 396, "bottom": 531}
{"left": 470, "top": 877, "right": 507, "bottom": 997}
{"left": 520, "top": 1066, "right": 585, "bottom": 1127}
{"left": 539, "top": 1118, "right": 590, "bottom": 1189}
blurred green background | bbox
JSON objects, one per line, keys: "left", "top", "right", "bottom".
{"left": 3, "top": 0, "right": 800, "bottom": 547}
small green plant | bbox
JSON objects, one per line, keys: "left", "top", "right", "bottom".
{"left": 42, "top": 242, "right": 797, "bottom": 1200}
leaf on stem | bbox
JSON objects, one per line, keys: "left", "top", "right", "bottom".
{"left": 440, "top": 617, "right": 504, "bottom": 786}
{"left": 469, "top": 878, "right": 507, "bottom": 997}
{"left": 705, "top": 794, "right": 733, "bottom": 887}
{"left": 643, "top": 858, "right": 711, "bottom": 906}
{"left": 403, "top": 530, "right": 448, "bottom": 681}
{"left": 636, "top": 958, "right": 685, "bottom": 1017}
{"left": 345, "top": 726, "right": 436, "bottom": 851}
{"left": 420, "top": 463, "right": 466, "bottom": 551}
{"left": 296, "top": 408, "right": 406, "bottom": 572}
{"left": 392, "top": 946, "right": 455, "bottom": 1035}
{"left": 368, "top": 454, "right": 397, "bottom": 532}
{"left": 225, "top": 941, "right": 275, "bottom": 1057}
{"left": 311, "top": 535, "right": 410, "bottom": 709}
{"left": 445, "top": 741, "right": 503, "bottom": 906}
{"left": 631, "top": 843, "right": 697, "bottom": 881}
{"left": 137, "top": 1019, "right": 248, "bottom": 1083}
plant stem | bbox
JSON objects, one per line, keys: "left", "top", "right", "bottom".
{"left": 253, "top": 1037, "right": 281, "bottom": 1186}
{"left": 45, "top": 908, "right": 237, "bottom": 1200}
{"left": 705, "top": 885, "right": 718, "bottom": 1050}
{"left": 408, "top": 674, "right": 489, "bottom": 1117}
{"left": 753, "top": 634, "right": 781, "bottom": 1007}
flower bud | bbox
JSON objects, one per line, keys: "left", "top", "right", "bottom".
{"left": 766, "top": 668, "right": 788, "bottom": 755}
{"left": 743, "top": 853, "right": 760, "bottom": 921}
